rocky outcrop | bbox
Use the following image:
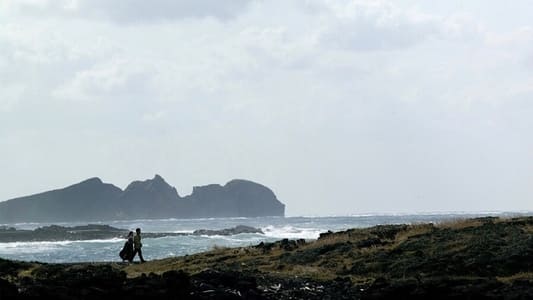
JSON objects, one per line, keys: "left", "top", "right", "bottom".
{"left": 0, "top": 224, "right": 128, "bottom": 242}
{"left": 0, "top": 224, "right": 263, "bottom": 243}
{"left": 0, "top": 224, "right": 266, "bottom": 242}
{"left": 0, "top": 261, "right": 360, "bottom": 300}
{"left": 192, "top": 225, "right": 263, "bottom": 236}
{"left": 115, "top": 175, "right": 181, "bottom": 219}
{"left": 0, "top": 175, "right": 285, "bottom": 223}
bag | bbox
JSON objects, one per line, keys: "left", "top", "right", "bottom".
{"left": 119, "top": 249, "right": 126, "bottom": 260}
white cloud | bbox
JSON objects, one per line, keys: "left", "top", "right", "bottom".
{"left": 0, "top": 84, "right": 24, "bottom": 112}
{"left": 53, "top": 59, "right": 155, "bottom": 102}
{"left": 485, "top": 26, "right": 533, "bottom": 52}
{"left": 316, "top": 1, "right": 483, "bottom": 51}
{"left": 319, "top": 1, "right": 435, "bottom": 50}
{"left": 4, "top": 0, "right": 253, "bottom": 22}
{"left": 0, "top": 0, "right": 532, "bottom": 215}
{"left": 142, "top": 111, "right": 167, "bottom": 122}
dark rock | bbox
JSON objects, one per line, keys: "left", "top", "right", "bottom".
{"left": 0, "top": 224, "right": 129, "bottom": 242}
{"left": 0, "top": 278, "right": 18, "bottom": 298}
{"left": 0, "top": 257, "right": 33, "bottom": 277}
{"left": 356, "top": 237, "right": 384, "bottom": 248}
{"left": 278, "top": 239, "right": 298, "bottom": 251}
{"left": 255, "top": 241, "right": 275, "bottom": 254}
{"left": 193, "top": 225, "right": 264, "bottom": 236}
{"left": 318, "top": 230, "right": 334, "bottom": 240}
{"left": 0, "top": 222, "right": 265, "bottom": 243}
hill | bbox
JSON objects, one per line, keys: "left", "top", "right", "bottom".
{"left": 0, "top": 175, "right": 285, "bottom": 223}
{"left": 0, "top": 216, "right": 532, "bottom": 299}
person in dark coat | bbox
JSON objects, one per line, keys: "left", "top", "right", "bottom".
{"left": 132, "top": 227, "right": 146, "bottom": 263}
{"left": 119, "top": 231, "right": 134, "bottom": 262}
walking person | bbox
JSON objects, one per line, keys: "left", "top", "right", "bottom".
{"left": 119, "top": 231, "right": 134, "bottom": 263}
{"left": 132, "top": 227, "right": 146, "bottom": 263}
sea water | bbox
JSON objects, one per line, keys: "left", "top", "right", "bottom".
{"left": 0, "top": 212, "right": 528, "bottom": 263}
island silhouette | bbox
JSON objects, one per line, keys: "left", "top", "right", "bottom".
{"left": 0, "top": 175, "right": 285, "bottom": 223}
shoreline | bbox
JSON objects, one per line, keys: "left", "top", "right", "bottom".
{"left": 1, "top": 215, "right": 532, "bottom": 299}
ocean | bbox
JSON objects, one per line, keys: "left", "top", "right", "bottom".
{"left": 0, "top": 212, "right": 528, "bottom": 263}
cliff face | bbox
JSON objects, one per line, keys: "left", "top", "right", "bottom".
{"left": 0, "top": 175, "right": 285, "bottom": 223}
{"left": 114, "top": 175, "right": 181, "bottom": 219}
{"left": 183, "top": 179, "right": 285, "bottom": 218}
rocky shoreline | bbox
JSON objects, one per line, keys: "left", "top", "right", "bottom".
{"left": 0, "top": 224, "right": 264, "bottom": 242}
{"left": 1, "top": 216, "right": 532, "bottom": 299}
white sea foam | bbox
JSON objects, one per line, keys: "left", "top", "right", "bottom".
{"left": 0, "top": 238, "right": 123, "bottom": 253}
{"left": 0, "top": 240, "right": 73, "bottom": 254}
{"left": 262, "top": 225, "right": 322, "bottom": 240}
{"left": 172, "top": 230, "right": 194, "bottom": 234}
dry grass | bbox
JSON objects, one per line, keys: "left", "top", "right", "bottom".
{"left": 497, "top": 272, "right": 533, "bottom": 284}
{"left": 311, "top": 227, "right": 386, "bottom": 248}
{"left": 282, "top": 265, "right": 331, "bottom": 279}
{"left": 435, "top": 218, "right": 485, "bottom": 230}
{"left": 524, "top": 224, "right": 533, "bottom": 234}
{"left": 17, "top": 264, "right": 39, "bottom": 278}
{"left": 394, "top": 224, "right": 434, "bottom": 244}
{"left": 311, "top": 231, "right": 354, "bottom": 245}
{"left": 117, "top": 216, "right": 533, "bottom": 281}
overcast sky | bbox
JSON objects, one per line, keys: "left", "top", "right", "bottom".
{"left": 1, "top": 0, "right": 532, "bottom": 216}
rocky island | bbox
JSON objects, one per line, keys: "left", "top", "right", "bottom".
{"left": 0, "top": 216, "right": 532, "bottom": 299}
{"left": 0, "top": 175, "right": 285, "bottom": 223}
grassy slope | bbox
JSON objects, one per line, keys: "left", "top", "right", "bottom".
{"left": 121, "top": 216, "right": 533, "bottom": 284}
{"left": 2, "top": 216, "right": 532, "bottom": 287}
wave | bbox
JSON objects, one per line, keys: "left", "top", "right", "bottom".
{"left": 192, "top": 235, "right": 260, "bottom": 243}
{"left": 261, "top": 225, "right": 322, "bottom": 240}
{"left": 0, "top": 238, "right": 123, "bottom": 248}
{"left": 172, "top": 230, "right": 195, "bottom": 234}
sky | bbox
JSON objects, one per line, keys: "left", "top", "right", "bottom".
{"left": 0, "top": 0, "right": 532, "bottom": 216}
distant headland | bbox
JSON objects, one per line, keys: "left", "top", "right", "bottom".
{"left": 0, "top": 175, "right": 285, "bottom": 223}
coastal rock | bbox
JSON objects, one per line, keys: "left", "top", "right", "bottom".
{"left": 193, "top": 225, "right": 264, "bottom": 236}
{"left": 0, "top": 224, "right": 129, "bottom": 242}
{"left": 0, "top": 224, "right": 266, "bottom": 242}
